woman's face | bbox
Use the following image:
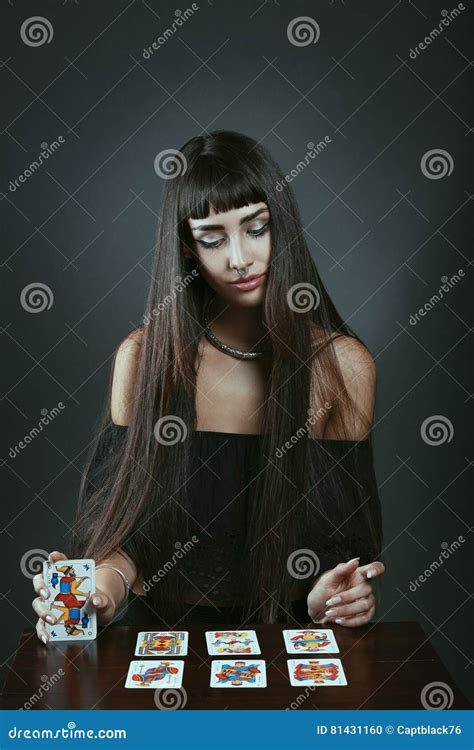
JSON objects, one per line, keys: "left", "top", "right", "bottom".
{"left": 187, "top": 202, "right": 271, "bottom": 307}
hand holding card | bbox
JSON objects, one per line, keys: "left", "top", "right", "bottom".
{"left": 33, "top": 551, "right": 119, "bottom": 644}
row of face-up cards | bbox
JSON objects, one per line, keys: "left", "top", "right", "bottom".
{"left": 125, "top": 629, "right": 347, "bottom": 688}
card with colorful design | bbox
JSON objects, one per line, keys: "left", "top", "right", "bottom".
{"left": 287, "top": 658, "right": 347, "bottom": 686}
{"left": 210, "top": 659, "right": 267, "bottom": 688}
{"left": 125, "top": 660, "right": 184, "bottom": 688}
{"left": 135, "top": 631, "right": 188, "bottom": 656}
{"left": 43, "top": 559, "right": 96, "bottom": 641}
{"left": 205, "top": 630, "right": 261, "bottom": 655}
{"left": 283, "top": 628, "right": 339, "bottom": 654}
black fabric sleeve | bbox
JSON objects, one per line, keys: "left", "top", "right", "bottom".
{"left": 303, "top": 437, "right": 383, "bottom": 574}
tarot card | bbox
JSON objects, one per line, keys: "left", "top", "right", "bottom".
{"left": 283, "top": 628, "right": 339, "bottom": 654}
{"left": 287, "top": 658, "right": 347, "bottom": 686}
{"left": 205, "top": 630, "right": 261, "bottom": 655}
{"left": 135, "top": 631, "right": 188, "bottom": 656}
{"left": 210, "top": 659, "right": 267, "bottom": 688}
{"left": 125, "top": 660, "right": 184, "bottom": 688}
{"left": 43, "top": 559, "right": 96, "bottom": 641}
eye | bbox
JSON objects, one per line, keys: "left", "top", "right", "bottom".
{"left": 197, "top": 237, "right": 224, "bottom": 250}
{"left": 247, "top": 222, "right": 270, "bottom": 238}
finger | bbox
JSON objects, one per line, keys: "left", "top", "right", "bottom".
{"left": 330, "top": 558, "right": 361, "bottom": 582}
{"left": 325, "top": 594, "right": 374, "bottom": 620}
{"left": 316, "top": 614, "right": 334, "bottom": 626}
{"left": 32, "top": 573, "right": 49, "bottom": 600}
{"left": 85, "top": 591, "right": 112, "bottom": 614}
{"left": 334, "top": 603, "right": 375, "bottom": 627}
{"left": 325, "top": 581, "right": 372, "bottom": 608}
{"left": 32, "top": 596, "right": 57, "bottom": 624}
{"left": 357, "top": 560, "right": 385, "bottom": 580}
{"left": 48, "top": 551, "right": 68, "bottom": 563}
{"left": 36, "top": 618, "right": 49, "bottom": 645}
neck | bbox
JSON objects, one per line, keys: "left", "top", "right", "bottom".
{"left": 206, "top": 296, "right": 269, "bottom": 351}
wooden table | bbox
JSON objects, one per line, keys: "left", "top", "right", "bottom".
{"left": 1, "top": 621, "right": 471, "bottom": 709}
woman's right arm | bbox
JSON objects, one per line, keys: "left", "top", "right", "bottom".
{"left": 33, "top": 329, "right": 144, "bottom": 643}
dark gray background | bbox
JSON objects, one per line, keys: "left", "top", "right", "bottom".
{"left": 1, "top": 0, "right": 472, "bottom": 705}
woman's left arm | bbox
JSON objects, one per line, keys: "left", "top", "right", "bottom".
{"left": 308, "top": 335, "right": 385, "bottom": 626}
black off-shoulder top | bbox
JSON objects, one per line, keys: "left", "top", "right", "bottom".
{"left": 81, "top": 423, "right": 382, "bottom": 625}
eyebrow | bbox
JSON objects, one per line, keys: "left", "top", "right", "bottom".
{"left": 190, "top": 207, "right": 269, "bottom": 232}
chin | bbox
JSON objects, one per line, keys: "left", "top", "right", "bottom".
{"left": 228, "top": 286, "right": 266, "bottom": 307}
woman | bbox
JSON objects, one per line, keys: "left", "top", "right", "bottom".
{"left": 32, "top": 130, "right": 385, "bottom": 642}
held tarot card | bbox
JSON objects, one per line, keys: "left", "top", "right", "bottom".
{"left": 43, "top": 559, "right": 96, "bottom": 641}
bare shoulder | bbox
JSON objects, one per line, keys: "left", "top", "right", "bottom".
{"left": 326, "top": 333, "right": 377, "bottom": 440}
{"left": 310, "top": 325, "right": 375, "bottom": 378}
{"left": 332, "top": 334, "right": 376, "bottom": 386}
{"left": 110, "top": 327, "right": 144, "bottom": 426}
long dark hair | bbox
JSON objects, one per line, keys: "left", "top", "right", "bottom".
{"left": 70, "top": 130, "right": 383, "bottom": 623}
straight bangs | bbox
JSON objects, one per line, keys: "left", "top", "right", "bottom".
{"left": 177, "top": 155, "right": 268, "bottom": 221}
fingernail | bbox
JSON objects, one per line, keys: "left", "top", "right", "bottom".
{"left": 325, "top": 609, "right": 336, "bottom": 617}
{"left": 348, "top": 557, "right": 360, "bottom": 563}
{"left": 41, "top": 635, "right": 47, "bottom": 644}
{"left": 367, "top": 570, "right": 374, "bottom": 578}
{"left": 326, "top": 596, "right": 342, "bottom": 606}
{"left": 335, "top": 618, "right": 344, "bottom": 623}
{"left": 40, "top": 588, "right": 49, "bottom": 599}
{"left": 92, "top": 595, "right": 101, "bottom": 606}
{"left": 46, "top": 615, "right": 55, "bottom": 624}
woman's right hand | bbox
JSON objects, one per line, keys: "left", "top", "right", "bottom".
{"left": 32, "top": 550, "right": 116, "bottom": 644}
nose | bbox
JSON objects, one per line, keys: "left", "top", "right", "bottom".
{"left": 227, "top": 233, "right": 253, "bottom": 272}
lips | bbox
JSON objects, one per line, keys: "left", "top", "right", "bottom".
{"left": 229, "top": 273, "right": 265, "bottom": 285}
{"left": 228, "top": 273, "right": 267, "bottom": 292}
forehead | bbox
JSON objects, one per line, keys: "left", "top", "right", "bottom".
{"left": 188, "top": 201, "right": 268, "bottom": 228}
